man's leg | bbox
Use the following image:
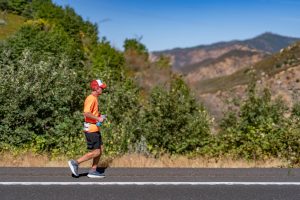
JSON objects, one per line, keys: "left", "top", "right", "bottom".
{"left": 68, "top": 149, "right": 100, "bottom": 177}
{"left": 77, "top": 148, "right": 101, "bottom": 164}
{"left": 77, "top": 132, "right": 102, "bottom": 164}
{"left": 68, "top": 132, "right": 103, "bottom": 177}
{"left": 87, "top": 145, "right": 105, "bottom": 178}
{"left": 91, "top": 145, "right": 103, "bottom": 170}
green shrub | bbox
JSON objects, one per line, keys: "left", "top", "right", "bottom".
{"left": 0, "top": 48, "right": 86, "bottom": 155}
{"left": 142, "top": 75, "right": 211, "bottom": 154}
{"left": 98, "top": 79, "right": 143, "bottom": 156}
{"left": 217, "top": 81, "right": 289, "bottom": 160}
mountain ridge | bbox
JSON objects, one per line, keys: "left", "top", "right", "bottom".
{"left": 153, "top": 32, "right": 300, "bottom": 54}
{"left": 151, "top": 32, "right": 300, "bottom": 71}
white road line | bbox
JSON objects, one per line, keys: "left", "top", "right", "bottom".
{"left": 1, "top": 182, "right": 300, "bottom": 186}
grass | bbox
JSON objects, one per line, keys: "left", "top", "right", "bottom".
{"left": 0, "top": 12, "right": 25, "bottom": 40}
{"left": 0, "top": 152, "right": 285, "bottom": 168}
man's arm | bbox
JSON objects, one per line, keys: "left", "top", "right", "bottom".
{"left": 84, "top": 112, "right": 104, "bottom": 122}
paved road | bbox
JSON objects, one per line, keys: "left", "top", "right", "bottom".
{"left": 1, "top": 168, "right": 300, "bottom": 199}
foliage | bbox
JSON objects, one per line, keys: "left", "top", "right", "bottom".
{"left": 92, "top": 38, "right": 126, "bottom": 82}
{"left": 1, "top": 0, "right": 98, "bottom": 56}
{"left": 142, "top": 75, "right": 211, "bottom": 154}
{"left": 154, "top": 54, "right": 171, "bottom": 69}
{"left": 292, "top": 102, "right": 300, "bottom": 118}
{"left": 31, "top": 0, "right": 98, "bottom": 45}
{"left": 0, "top": 49, "right": 87, "bottom": 156}
{"left": 214, "top": 81, "right": 289, "bottom": 160}
{"left": 1, "top": 20, "right": 84, "bottom": 69}
{"left": 0, "top": 16, "right": 89, "bottom": 156}
{"left": 123, "top": 38, "right": 149, "bottom": 71}
{"left": 0, "top": 0, "right": 8, "bottom": 10}
{"left": 5, "top": 0, "right": 28, "bottom": 15}
{"left": 100, "top": 80, "right": 143, "bottom": 156}
{"left": 123, "top": 38, "right": 148, "bottom": 57}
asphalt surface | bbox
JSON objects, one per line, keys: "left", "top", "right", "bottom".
{"left": 1, "top": 167, "right": 300, "bottom": 200}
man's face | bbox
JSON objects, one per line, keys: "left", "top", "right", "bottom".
{"left": 96, "top": 87, "right": 103, "bottom": 95}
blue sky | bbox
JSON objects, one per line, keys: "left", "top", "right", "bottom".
{"left": 52, "top": 0, "right": 300, "bottom": 51}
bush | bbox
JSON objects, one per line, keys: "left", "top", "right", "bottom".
{"left": 0, "top": 48, "right": 86, "bottom": 155}
{"left": 142, "top": 75, "right": 211, "bottom": 154}
{"left": 217, "top": 82, "right": 289, "bottom": 160}
{"left": 99, "top": 80, "right": 143, "bottom": 156}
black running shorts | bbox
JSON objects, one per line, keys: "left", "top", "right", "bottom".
{"left": 84, "top": 132, "right": 102, "bottom": 150}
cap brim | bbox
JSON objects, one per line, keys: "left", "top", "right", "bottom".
{"left": 100, "top": 84, "right": 107, "bottom": 89}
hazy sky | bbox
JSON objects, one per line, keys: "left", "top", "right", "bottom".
{"left": 52, "top": 0, "right": 300, "bottom": 51}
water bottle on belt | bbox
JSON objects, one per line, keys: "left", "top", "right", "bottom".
{"left": 96, "top": 114, "right": 106, "bottom": 127}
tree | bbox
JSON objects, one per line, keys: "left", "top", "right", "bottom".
{"left": 7, "top": 0, "right": 28, "bottom": 14}
{"left": 123, "top": 38, "right": 149, "bottom": 71}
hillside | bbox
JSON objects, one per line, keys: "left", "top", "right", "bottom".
{"left": 182, "top": 49, "right": 264, "bottom": 74}
{"left": 0, "top": 12, "right": 25, "bottom": 40}
{"left": 196, "top": 42, "right": 300, "bottom": 120}
{"left": 184, "top": 49, "right": 268, "bottom": 82}
{"left": 194, "top": 42, "right": 300, "bottom": 94}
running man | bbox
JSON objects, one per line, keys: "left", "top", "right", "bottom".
{"left": 68, "top": 79, "right": 107, "bottom": 178}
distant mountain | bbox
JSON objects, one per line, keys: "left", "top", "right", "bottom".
{"left": 243, "top": 32, "right": 300, "bottom": 53}
{"left": 151, "top": 32, "right": 300, "bottom": 71}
